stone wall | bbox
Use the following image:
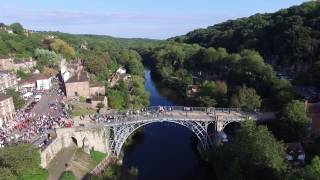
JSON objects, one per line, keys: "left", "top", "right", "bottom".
{"left": 40, "top": 126, "right": 109, "bottom": 168}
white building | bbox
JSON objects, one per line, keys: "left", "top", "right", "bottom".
{"left": 20, "top": 73, "right": 52, "bottom": 91}
{"left": 116, "top": 67, "right": 126, "bottom": 74}
{"left": 36, "top": 75, "right": 52, "bottom": 90}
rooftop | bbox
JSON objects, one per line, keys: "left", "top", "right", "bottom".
{"left": 22, "top": 73, "right": 50, "bottom": 83}
{"left": 90, "top": 81, "right": 105, "bottom": 87}
{"left": 66, "top": 71, "right": 89, "bottom": 83}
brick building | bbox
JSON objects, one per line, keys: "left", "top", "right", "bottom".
{"left": 65, "top": 71, "right": 90, "bottom": 98}
{"left": 0, "top": 94, "right": 15, "bottom": 127}
{"left": 89, "top": 81, "right": 105, "bottom": 96}
{"left": 0, "top": 57, "right": 36, "bottom": 72}
{"left": 13, "top": 58, "right": 37, "bottom": 72}
{"left": 65, "top": 70, "right": 108, "bottom": 108}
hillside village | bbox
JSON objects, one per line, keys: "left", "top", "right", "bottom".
{"left": 0, "top": 22, "right": 140, "bottom": 152}
{"left": 2, "top": 1, "right": 320, "bottom": 179}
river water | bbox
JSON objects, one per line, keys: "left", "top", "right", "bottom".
{"left": 122, "top": 69, "right": 216, "bottom": 180}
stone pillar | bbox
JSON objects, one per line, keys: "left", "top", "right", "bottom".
{"left": 215, "top": 116, "right": 225, "bottom": 132}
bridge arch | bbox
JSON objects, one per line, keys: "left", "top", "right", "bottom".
{"left": 108, "top": 119, "right": 214, "bottom": 156}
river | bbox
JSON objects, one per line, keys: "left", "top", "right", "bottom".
{"left": 122, "top": 68, "right": 216, "bottom": 180}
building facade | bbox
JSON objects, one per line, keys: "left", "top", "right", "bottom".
{"left": 89, "top": 81, "right": 105, "bottom": 96}
{"left": 0, "top": 71, "right": 18, "bottom": 92}
{"left": 0, "top": 57, "right": 14, "bottom": 71}
{"left": 13, "top": 58, "right": 37, "bottom": 72}
{"left": 0, "top": 94, "right": 15, "bottom": 127}
{"left": 65, "top": 71, "right": 90, "bottom": 98}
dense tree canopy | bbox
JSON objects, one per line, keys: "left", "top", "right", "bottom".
{"left": 34, "top": 48, "right": 62, "bottom": 70}
{"left": 231, "top": 86, "right": 262, "bottom": 110}
{"left": 50, "top": 39, "right": 76, "bottom": 59}
{"left": 142, "top": 42, "right": 293, "bottom": 109}
{"left": 211, "top": 121, "right": 288, "bottom": 180}
{"left": 0, "top": 144, "right": 48, "bottom": 180}
{"left": 274, "top": 100, "right": 310, "bottom": 141}
{"left": 173, "top": 1, "right": 320, "bottom": 86}
{"left": 300, "top": 156, "right": 320, "bottom": 180}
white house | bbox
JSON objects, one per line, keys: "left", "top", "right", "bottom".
{"left": 36, "top": 75, "right": 52, "bottom": 90}
{"left": 21, "top": 73, "right": 52, "bottom": 91}
{"left": 116, "top": 67, "right": 126, "bottom": 75}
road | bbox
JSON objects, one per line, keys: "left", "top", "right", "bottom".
{"left": 47, "top": 144, "right": 77, "bottom": 180}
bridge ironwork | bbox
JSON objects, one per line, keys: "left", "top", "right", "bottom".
{"left": 97, "top": 106, "right": 259, "bottom": 156}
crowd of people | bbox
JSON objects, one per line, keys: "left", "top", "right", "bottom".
{"left": 0, "top": 100, "right": 73, "bottom": 148}
{"left": 0, "top": 78, "right": 73, "bottom": 149}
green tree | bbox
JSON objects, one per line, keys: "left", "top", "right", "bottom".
{"left": 59, "top": 171, "right": 75, "bottom": 180}
{"left": 0, "top": 144, "right": 48, "bottom": 180}
{"left": 211, "top": 121, "right": 288, "bottom": 180}
{"left": 5, "top": 88, "right": 25, "bottom": 109}
{"left": 16, "top": 70, "right": 29, "bottom": 80}
{"left": 34, "top": 48, "right": 62, "bottom": 70}
{"left": 276, "top": 100, "right": 310, "bottom": 141}
{"left": 9, "top": 23, "right": 24, "bottom": 35}
{"left": 231, "top": 86, "right": 261, "bottom": 110}
{"left": 300, "top": 156, "right": 320, "bottom": 180}
{"left": 50, "top": 39, "right": 75, "bottom": 59}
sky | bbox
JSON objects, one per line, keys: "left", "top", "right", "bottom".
{"left": 0, "top": 0, "right": 308, "bottom": 39}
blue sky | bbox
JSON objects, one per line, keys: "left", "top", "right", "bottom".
{"left": 0, "top": 0, "right": 307, "bottom": 39}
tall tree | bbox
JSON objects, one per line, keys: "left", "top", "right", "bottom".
{"left": 231, "top": 86, "right": 261, "bottom": 110}
{"left": 211, "top": 121, "right": 288, "bottom": 180}
{"left": 276, "top": 100, "right": 310, "bottom": 141}
{"left": 9, "top": 23, "right": 24, "bottom": 35}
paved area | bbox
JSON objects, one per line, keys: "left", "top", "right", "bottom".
{"left": 47, "top": 145, "right": 77, "bottom": 180}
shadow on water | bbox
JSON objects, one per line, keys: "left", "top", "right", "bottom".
{"left": 121, "top": 68, "right": 216, "bottom": 180}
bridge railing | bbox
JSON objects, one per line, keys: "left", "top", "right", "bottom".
{"left": 142, "top": 106, "right": 247, "bottom": 113}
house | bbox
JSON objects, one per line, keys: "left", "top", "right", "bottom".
{"left": 65, "top": 70, "right": 108, "bottom": 109}
{"left": 60, "top": 59, "right": 83, "bottom": 82}
{"left": 0, "top": 94, "right": 15, "bottom": 127}
{"left": 116, "top": 67, "right": 126, "bottom": 74}
{"left": 89, "top": 81, "right": 105, "bottom": 96}
{"left": 0, "top": 57, "right": 36, "bottom": 72}
{"left": 18, "top": 81, "right": 36, "bottom": 93}
{"left": 65, "top": 71, "right": 90, "bottom": 98}
{"left": 19, "top": 73, "right": 51, "bottom": 91}
{"left": 186, "top": 85, "right": 201, "bottom": 97}
{"left": 0, "top": 71, "right": 18, "bottom": 92}
{"left": 36, "top": 74, "right": 52, "bottom": 90}
{"left": 13, "top": 58, "right": 37, "bottom": 72}
{"left": 286, "top": 143, "right": 305, "bottom": 167}
{"left": 90, "top": 95, "right": 108, "bottom": 109}
{"left": 108, "top": 67, "right": 131, "bottom": 88}
{"left": 0, "top": 56, "right": 15, "bottom": 71}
